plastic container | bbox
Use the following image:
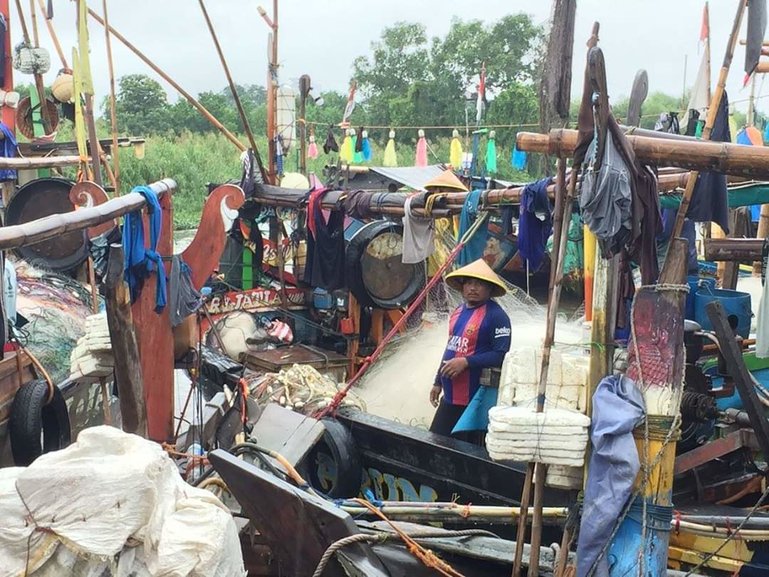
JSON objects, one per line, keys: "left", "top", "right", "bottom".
{"left": 607, "top": 498, "right": 673, "bottom": 577}
{"left": 685, "top": 276, "right": 716, "bottom": 320}
{"left": 312, "top": 288, "right": 334, "bottom": 310}
{"left": 695, "top": 286, "right": 752, "bottom": 338}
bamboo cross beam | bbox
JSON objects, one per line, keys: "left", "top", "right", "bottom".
{"left": 0, "top": 155, "right": 89, "bottom": 168}
{"left": 703, "top": 238, "right": 764, "bottom": 261}
{"left": 517, "top": 126, "right": 769, "bottom": 179}
{"left": 84, "top": 6, "right": 247, "bottom": 153}
{"left": 0, "top": 178, "right": 175, "bottom": 250}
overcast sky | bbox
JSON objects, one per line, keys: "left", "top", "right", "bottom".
{"left": 15, "top": 1, "right": 766, "bottom": 119}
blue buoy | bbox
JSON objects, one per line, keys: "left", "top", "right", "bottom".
{"left": 695, "top": 287, "right": 752, "bottom": 338}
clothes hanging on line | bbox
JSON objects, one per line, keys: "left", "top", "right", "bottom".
{"left": 457, "top": 190, "right": 489, "bottom": 266}
{"left": 304, "top": 188, "right": 346, "bottom": 291}
{"left": 169, "top": 256, "right": 201, "bottom": 328}
{"left": 401, "top": 193, "right": 435, "bottom": 264}
{"left": 122, "top": 185, "right": 166, "bottom": 313}
{"left": 518, "top": 177, "right": 553, "bottom": 272}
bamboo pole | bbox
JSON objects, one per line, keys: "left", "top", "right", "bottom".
{"left": 85, "top": 6, "right": 247, "bottom": 153}
{"left": 516, "top": 127, "right": 769, "bottom": 179}
{"left": 339, "top": 504, "right": 569, "bottom": 523}
{"left": 102, "top": 0, "right": 119, "bottom": 193}
{"left": 0, "top": 155, "right": 88, "bottom": 168}
{"left": 0, "top": 178, "right": 175, "bottom": 250}
{"left": 36, "top": 0, "right": 66, "bottom": 68}
{"left": 670, "top": 0, "right": 748, "bottom": 241}
{"left": 198, "top": 0, "right": 268, "bottom": 184}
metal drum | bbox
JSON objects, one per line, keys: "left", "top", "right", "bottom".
{"left": 5, "top": 178, "right": 88, "bottom": 272}
{"left": 345, "top": 220, "right": 425, "bottom": 309}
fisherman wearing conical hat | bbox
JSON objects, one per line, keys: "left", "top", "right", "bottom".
{"left": 429, "top": 259, "right": 511, "bottom": 439}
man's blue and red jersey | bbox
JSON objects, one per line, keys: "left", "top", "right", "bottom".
{"left": 436, "top": 300, "right": 511, "bottom": 406}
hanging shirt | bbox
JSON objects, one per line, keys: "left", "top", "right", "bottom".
{"left": 304, "top": 190, "right": 346, "bottom": 291}
{"left": 518, "top": 177, "right": 553, "bottom": 272}
{"left": 457, "top": 190, "right": 489, "bottom": 266}
{"left": 687, "top": 91, "right": 731, "bottom": 235}
{"left": 401, "top": 194, "right": 434, "bottom": 264}
{"left": 436, "top": 300, "right": 511, "bottom": 406}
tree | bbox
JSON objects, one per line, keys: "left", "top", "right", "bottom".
{"left": 110, "top": 74, "right": 172, "bottom": 136}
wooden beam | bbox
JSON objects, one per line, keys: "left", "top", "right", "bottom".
{"left": 0, "top": 155, "right": 89, "bottom": 168}
{"left": 104, "top": 243, "right": 147, "bottom": 436}
{"left": 704, "top": 238, "right": 763, "bottom": 261}
{"left": 706, "top": 300, "right": 769, "bottom": 461}
{"left": 517, "top": 128, "right": 769, "bottom": 179}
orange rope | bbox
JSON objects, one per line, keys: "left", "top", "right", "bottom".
{"left": 353, "top": 498, "right": 465, "bottom": 577}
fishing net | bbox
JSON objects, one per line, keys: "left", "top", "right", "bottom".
{"left": 356, "top": 223, "right": 588, "bottom": 429}
{"left": 15, "top": 262, "right": 96, "bottom": 383}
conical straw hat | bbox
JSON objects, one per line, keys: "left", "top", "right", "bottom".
{"left": 424, "top": 169, "right": 468, "bottom": 192}
{"left": 445, "top": 258, "right": 506, "bottom": 297}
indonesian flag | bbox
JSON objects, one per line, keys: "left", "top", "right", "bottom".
{"left": 476, "top": 63, "right": 486, "bottom": 124}
{"left": 700, "top": 2, "right": 709, "bottom": 43}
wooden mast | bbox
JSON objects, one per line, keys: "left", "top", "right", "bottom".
{"left": 259, "top": 0, "right": 278, "bottom": 184}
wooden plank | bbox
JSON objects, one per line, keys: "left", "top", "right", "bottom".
{"left": 133, "top": 188, "right": 174, "bottom": 442}
{"left": 181, "top": 183, "right": 245, "bottom": 290}
{"left": 250, "top": 403, "right": 324, "bottom": 467}
{"left": 706, "top": 300, "right": 769, "bottom": 460}
{"left": 104, "top": 243, "right": 147, "bottom": 436}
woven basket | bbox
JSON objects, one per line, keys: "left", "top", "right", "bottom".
{"left": 16, "top": 96, "right": 59, "bottom": 139}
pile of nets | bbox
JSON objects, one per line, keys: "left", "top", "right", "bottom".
{"left": 15, "top": 262, "right": 96, "bottom": 383}
{"left": 246, "top": 363, "right": 366, "bottom": 415}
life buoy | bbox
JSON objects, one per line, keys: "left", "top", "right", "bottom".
{"left": 9, "top": 379, "right": 71, "bottom": 466}
{"left": 305, "top": 418, "right": 361, "bottom": 498}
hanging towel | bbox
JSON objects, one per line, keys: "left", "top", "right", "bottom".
{"left": 169, "top": 256, "right": 201, "bottom": 327}
{"left": 519, "top": 177, "right": 554, "bottom": 272}
{"left": 353, "top": 127, "right": 363, "bottom": 164}
{"left": 415, "top": 129, "right": 428, "bottom": 167}
{"left": 457, "top": 189, "right": 489, "bottom": 266}
{"left": 0, "top": 122, "right": 17, "bottom": 181}
{"left": 383, "top": 130, "right": 398, "bottom": 167}
{"left": 401, "top": 194, "right": 435, "bottom": 264}
{"left": 307, "top": 134, "right": 319, "bottom": 159}
{"left": 577, "top": 374, "right": 646, "bottom": 577}
{"left": 511, "top": 145, "right": 527, "bottom": 171}
{"left": 485, "top": 130, "right": 497, "bottom": 174}
{"left": 340, "top": 129, "right": 354, "bottom": 163}
{"left": 757, "top": 263, "right": 769, "bottom": 358}
{"left": 323, "top": 125, "right": 338, "bottom": 154}
{"left": 687, "top": 91, "right": 731, "bottom": 234}
{"left": 449, "top": 129, "right": 463, "bottom": 168}
{"left": 361, "top": 129, "right": 372, "bottom": 161}
{"left": 122, "top": 185, "right": 166, "bottom": 313}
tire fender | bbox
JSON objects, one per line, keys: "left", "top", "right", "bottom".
{"left": 9, "top": 379, "right": 72, "bottom": 466}
{"left": 306, "top": 418, "right": 361, "bottom": 498}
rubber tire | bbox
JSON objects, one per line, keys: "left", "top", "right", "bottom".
{"left": 306, "top": 418, "right": 362, "bottom": 498}
{"left": 9, "top": 379, "right": 72, "bottom": 466}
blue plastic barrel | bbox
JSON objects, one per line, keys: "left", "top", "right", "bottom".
{"left": 607, "top": 498, "right": 673, "bottom": 577}
{"left": 695, "top": 287, "right": 752, "bottom": 338}
{"left": 685, "top": 276, "right": 716, "bottom": 320}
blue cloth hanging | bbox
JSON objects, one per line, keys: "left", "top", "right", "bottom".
{"left": 511, "top": 145, "right": 527, "bottom": 171}
{"left": 764, "top": 122, "right": 769, "bottom": 145}
{"left": 122, "top": 185, "right": 167, "bottom": 313}
{"left": 452, "top": 385, "right": 498, "bottom": 433}
{"left": 457, "top": 189, "right": 489, "bottom": 266}
{"left": 518, "top": 177, "right": 553, "bottom": 271}
{"left": 0, "top": 122, "right": 17, "bottom": 181}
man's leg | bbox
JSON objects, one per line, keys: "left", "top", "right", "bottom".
{"left": 429, "top": 401, "right": 466, "bottom": 436}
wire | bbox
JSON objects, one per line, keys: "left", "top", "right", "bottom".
{"left": 683, "top": 482, "right": 769, "bottom": 576}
